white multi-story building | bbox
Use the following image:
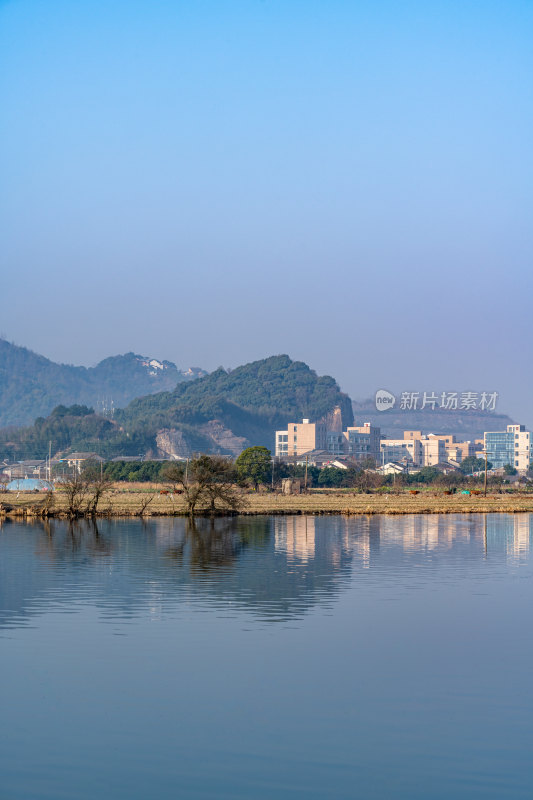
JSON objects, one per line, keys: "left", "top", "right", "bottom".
{"left": 484, "top": 424, "right": 531, "bottom": 472}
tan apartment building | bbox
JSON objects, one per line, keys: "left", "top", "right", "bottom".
{"left": 380, "top": 438, "right": 424, "bottom": 467}
{"left": 427, "top": 433, "right": 475, "bottom": 464}
{"left": 404, "top": 432, "right": 446, "bottom": 465}
{"left": 427, "top": 433, "right": 454, "bottom": 448}
{"left": 421, "top": 437, "right": 447, "bottom": 466}
{"left": 446, "top": 441, "right": 475, "bottom": 462}
{"left": 275, "top": 419, "right": 380, "bottom": 461}
{"left": 405, "top": 431, "right": 474, "bottom": 464}
{"left": 404, "top": 430, "right": 423, "bottom": 441}
{"left": 275, "top": 419, "right": 326, "bottom": 457}
{"left": 381, "top": 432, "right": 448, "bottom": 467}
{"left": 344, "top": 422, "right": 381, "bottom": 463}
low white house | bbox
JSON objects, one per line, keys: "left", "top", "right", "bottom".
{"left": 63, "top": 452, "right": 104, "bottom": 473}
{"left": 376, "top": 462, "right": 406, "bottom": 476}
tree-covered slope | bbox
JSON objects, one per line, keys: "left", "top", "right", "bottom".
{"left": 118, "top": 355, "right": 354, "bottom": 448}
{"left": 0, "top": 405, "right": 130, "bottom": 462}
{"left": 0, "top": 339, "right": 204, "bottom": 428}
{"left": 0, "top": 355, "right": 354, "bottom": 460}
{"left": 0, "top": 404, "right": 218, "bottom": 462}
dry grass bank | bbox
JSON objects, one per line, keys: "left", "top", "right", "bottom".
{"left": 2, "top": 486, "right": 533, "bottom": 518}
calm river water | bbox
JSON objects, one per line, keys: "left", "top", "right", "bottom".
{"left": 1, "top": 514, "right": 532, "bottom": 799}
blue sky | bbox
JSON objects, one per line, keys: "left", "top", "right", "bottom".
{"left": 1, "top": 0, "right": 532, "bottom": 423}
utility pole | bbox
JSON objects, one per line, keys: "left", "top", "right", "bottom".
{"left": 271, "top": 457, "right": 275, "bottom": 491}
{"left": 304, "top": 455, "right": 308, "bottom": 492}
{"left": 484, "top": 449, "right": 488, "bottom": 497}
{"left": 48, "top": 440, "right": 52, "bottom": 483}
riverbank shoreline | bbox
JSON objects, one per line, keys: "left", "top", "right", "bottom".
{"left": 2, "top": 489, "right": 533, "bottom": 519}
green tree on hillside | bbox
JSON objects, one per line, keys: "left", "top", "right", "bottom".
{"left": 235, "top": 446, "right": 272, "bottom": 490}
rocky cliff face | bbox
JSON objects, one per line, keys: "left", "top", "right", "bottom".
{"left": 156, "top": 421, "right": 249, "bottom": 459}
{"left": 196, "top": 421, "right": 249, "bottom": 456}
{"left": 321, "top": 405, "right": 344, "bottom": 433}
{"left": 156, "top": 429, "right": 192, "bottom": 459}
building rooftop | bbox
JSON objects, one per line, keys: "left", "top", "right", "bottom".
{"left": 64, "top": 452, "right": 104, "bottom": 461}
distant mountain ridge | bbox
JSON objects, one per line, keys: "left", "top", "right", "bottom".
{"left": 0, "top": 355, "right": 354, "bottom": 460}
{"left": 352, "top": 399, "right": 516, "bottom": 440}
{"left": 0, "top": 339, "right": 206, "bottom": 428}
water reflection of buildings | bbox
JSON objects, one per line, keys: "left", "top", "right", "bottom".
{"left": 273, "top": 514, "right": 533, "bottom": 570}
{"left": 273, "top": 516, "right": 360, "bottom": 571}
{"left": 2, "top": 514, "right": 533, "bottom": 631}
{"left": 369, "top": 515, "right": 488, "bottom": 556}
{"left": 486, "top": 514, "right": 533, "bottom": 563}
{"left": 275, "top": 517, "right": 316, "bottom": 562}
{"left": 337, "top": 516, "right": 459, "bottom": 569}
{"left": 349, "top": 514, "right": 533, "bottom": 568}
{"left": 509, "top": 516, "right": 531, "bottom": 561}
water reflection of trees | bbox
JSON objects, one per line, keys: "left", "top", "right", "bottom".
{"left": 1, "top": 514, "right": 531, "bottom": 630}
{"left": 0, "top": 516, "right": 352, "bottom": 624}
{"left": 2, "top": 516, "right": 273, "bottom": 572}
{"left": 6, "top": 513, "right": 533, "bottom": 573}
{"left": 164, "top": 518, "right": 255, "bottom": 572}
{"left": 34, "top": 517, "right": 113, "bottom": 559}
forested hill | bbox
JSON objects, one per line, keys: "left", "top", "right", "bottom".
{"left": 121, "top": 355, "right": 353, "bottom": 430}
{"left": 0, "top": 339, "right": 205, "bottom": 428}
{"left": 117, "top": 355, "right": 354, "bottom": 450}
{"left": 0, "top": 355, "right": 354, "bottom": 460}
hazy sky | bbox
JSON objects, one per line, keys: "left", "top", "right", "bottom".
{"left": 1, "top": 0, "right": 532, "bottom": 424}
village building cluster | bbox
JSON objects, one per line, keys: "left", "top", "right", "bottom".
{"left": 1, "top": 422, "right": 531, "bottom": 489}
{"left": 276, "top": 417, "right": 532, "bottom": 477}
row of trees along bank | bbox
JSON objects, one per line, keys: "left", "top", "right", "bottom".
{"left": 3, "top": 448, "right": 532, "bottom": 521}
{"left": 98, "top": 450, "right": 529, "bottom": 491}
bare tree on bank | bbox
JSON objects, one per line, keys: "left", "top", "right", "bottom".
{"left": 80, "top": 463, "right": 114, "bottom": 516}
{"left": 61, "top": 461, "right": 113, "bottom": 517}
{"left": 135, "top": 493, "right": 156, "bottom": 517}
{"left": 162, "top": 455, "right": 244, "bottom": 517}
{"left": 0, "top": 472, "right": 8, "bottom": 493}
{"left": 61, "top": 474, "right": 88, "bottom": 518}
{"left": 84, "top": 475, "right": 113, "bottom": 515}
